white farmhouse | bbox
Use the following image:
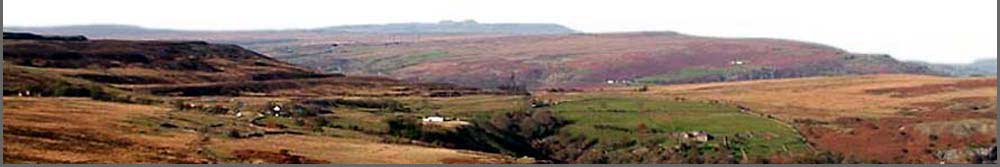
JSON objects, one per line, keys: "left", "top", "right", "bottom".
{"left": 422, "top": 116, "right": 445, "bottom": 123}
{"left": 682, "top": 131, "right": 714, "bottom": 142}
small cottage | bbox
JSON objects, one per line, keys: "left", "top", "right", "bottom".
{"left": 422, "top": 116, "right": 445, "bottom": 123}
{"left": 682, "top": 131, "right": 714, "bottom": 142}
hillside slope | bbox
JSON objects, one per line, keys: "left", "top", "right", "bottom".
{"left": 5, "top": 20, "right": 577, "bottom": 37}
{"left": 2, "top": 96, "right": 516, "bottom": 164}
{"left": 314, "top": 20, "right": 578, "bottom": 35}
{"left": 2, "top": 32, "right": 521, "bottom": 164}
{"left": 2, "top": 32, "right": 485, "bottom": 98}
{"left": 3, "top": 32, "right": 316, "bottom": 84}
{"left": 6, "top": 26, "right": 932, "bottom": 89}
{"left": 650, "top": 74, "right": 997, "bottom": 163}
{"left": 280, "top": 32, "right": 930, "bottom": 88}
{"left": 914, "top": 58, "right": 998, "bottom": 77}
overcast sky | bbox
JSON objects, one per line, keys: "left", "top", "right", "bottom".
{"left": 4, "top": 0, "right": 996, "bottom": 63}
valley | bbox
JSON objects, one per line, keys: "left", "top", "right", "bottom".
{"left": 2, "top": 31, "right": 996, "bottom": 164}
{"left": 6, "top": 25, "right": 932, "bottom": 89}
{"left": 648, "top": 74, "right": 997, "bottom": 163}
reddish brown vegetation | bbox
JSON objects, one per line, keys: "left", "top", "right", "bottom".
{"left": 3, "top": 33, "right": 496, "bottom": 99}
{"left": 866, "top": 79, "right": 997, "bottom": 98}
{"left": 231, "top": 149, "right": 330, "bottom": 164}
{"left": 799, "top": 102, "right": 995, "bottom": 163}
{"left": 2, "top": 98, "right": 211, "bottom": 164}
{"left": 262, "top": 32, "right": 930, "bottom": 88}
{"left": 654, "top": 75, "right": 997, "bottom": 164}
{"left": 3, "top": 39, "right": 311, "bottom": 83}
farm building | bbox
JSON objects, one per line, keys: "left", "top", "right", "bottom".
{"left": 605, "top": 79, "right": 636, "bottom": 85}
{"left": 420, "top": 115, "right": 471, "bottom": 128}
{"left": 681, "top": 131, "right": 714, "bottom": 142}
{"left": 422, "top": 116, "right": 445, "bottom": 123}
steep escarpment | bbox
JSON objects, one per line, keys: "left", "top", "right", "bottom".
{"left": 3, "top": 33, "right": 315, "bottom": 84}
{"left": 2, "top": 32, "right": 489, "bottom": 99}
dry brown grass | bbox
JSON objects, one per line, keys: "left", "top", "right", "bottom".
{"left": 2, "top": 97, "right": 207, "bottom": 163}
{"left": 647, "top": 74, "right": 997, "bottom": 163}
{"left": 206, "top": 134, "right": 511, "bottom": 164}
{"left": 650, "top": 74, "right": 996, "bottom": 121}
{"left": 3, "top": 97, "right": 517, "bottom": 164}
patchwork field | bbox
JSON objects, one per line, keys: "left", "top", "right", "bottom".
{"left": 647, "top": 74, "right": 997, "bottom": 163}
{"left": 539, "top": 94, "right": 810, "bottom": 158}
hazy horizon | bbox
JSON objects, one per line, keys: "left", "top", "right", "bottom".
{"left": 4, "top": 0, "right": 997, "bottom": 64}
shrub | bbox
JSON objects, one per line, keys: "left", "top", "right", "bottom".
{"left": 306, "top": 98, "right": 410, "bottom": 112}
{"left": 227, "top": 129, "right": 242, "bottom": 138}
{"left": 386, "top": 116, "right": 423, "bottom": 138}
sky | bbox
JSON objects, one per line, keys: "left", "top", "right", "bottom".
{"left": 4, "top": 0, "right": 997, "bottom": 64}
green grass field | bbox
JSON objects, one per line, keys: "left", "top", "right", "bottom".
{"left": 542, "top": 94, "right": 809, "bottom": 158}
{"left": 637, "top": 68, "right": 729, "bottom": 84}
{"left": 398, "top": 95, "right": 530, "bottom": 119}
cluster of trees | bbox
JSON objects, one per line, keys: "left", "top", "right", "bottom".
{"left": 303, "top": 98, "right": 410, "bottom": 113}
{"left": 4, "top": 80, "right": 151, "bottom": 104}
{"left": 386, "top": 110, "right": 567, "bottom": 162}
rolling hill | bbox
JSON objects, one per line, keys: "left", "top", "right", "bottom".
{"left": 2, "top": 32, "right": 489, "bottom": 99}
{"left": 4, "top": 20, "right": 577, "bottom": 36}
{"left": 313, "top": 20, "right": 578, "bottom": 35}
{"left": 649, "top": 74, "right": 997, "bottom": 163}
{"left": 1, "top": 32, "right": 521, "bottom": 164}
{"left": 2, "top": 31, "right": 994, "bottom": 164}
{"left": 6, "top": 25, "right": 933, "bottom": 89}
{"left": 276, "top": 32, "right": 931, "bottom": 88}
{"left": 913, "top": 58, "right": 998, "bottom": 77}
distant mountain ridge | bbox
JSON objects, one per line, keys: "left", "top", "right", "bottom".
{"left": 4, "top": 24, "right": 181, "bottom": 37}
{"left": 912, "top": 58, "right": 997, "bottom": 77}
{"left": 314, "top": 20, "right": 578, "bottom": 35}
{"left": 272, "top": 32, "right": 932, "bottom": 88}
{"left": 4, "top": 20, "right": 578, "bottom": 35}
{"left": 4, "top": 24, "right": 936, "bottom": 89}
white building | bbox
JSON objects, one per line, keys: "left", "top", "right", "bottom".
{"left": 606, "top": 79, "right": 635, "bottom": 85}
{"left": 422, "top": 116, "right": 445, "bottom": 122}
{"left": 682, "top": 131, "right": 714, "bottom": 142}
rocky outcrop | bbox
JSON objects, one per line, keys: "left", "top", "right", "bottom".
{"left": 3, "top": 32, "right": 87, "bottom": 41}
